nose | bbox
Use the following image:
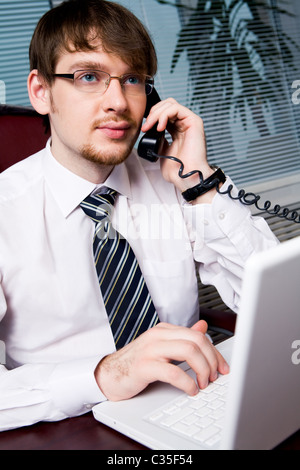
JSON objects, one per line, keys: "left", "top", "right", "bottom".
{"left": 101, "top": 77, "right": 128, "bottom": 114}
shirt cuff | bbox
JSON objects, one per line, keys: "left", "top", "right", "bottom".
{"left": 49, "top": 356, "right": 107, "bottom": 418}
{"left": 182, "top": 177, "right": 252, "bottom": 240}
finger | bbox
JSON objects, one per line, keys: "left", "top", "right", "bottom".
{"left": 154, "top": 322, "right": 214, "bottom": 377}
{"left": 155, "top": 320, "right": 207, "bottom": 333}
{"left": 141, "top": 99, "right": 171, "bottom": 131}
{"left": 192, "top": 321, "right": 230, "bottom": 377}
{"left": 151, "top": 361, "right": 199, "bottom": 396}
{"left": 152, "top": 338, "right": 211, "bottom": 390}
{"left": 151, "top": 322, "right": 228, "bottom": 384}
{"left": 187, "top": 332, "right": 225, "bottom": 384}
{"left": 155, "top": 101, "right": 186, "bottom": 134}
{"left": 180, "top": 321, "right": 220, "bottom": 382}
{"left": 215, "top": 348, "right": 230, "bottom": 376}
{"left": 191, "top": 320, "right": 208, "bottom": 334}
{"left": 142, "top": 99, "right": 182, "bottom": 133}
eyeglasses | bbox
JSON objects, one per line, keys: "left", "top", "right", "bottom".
{"left": 52, "top": 70, "right": 154, "bottom": 96}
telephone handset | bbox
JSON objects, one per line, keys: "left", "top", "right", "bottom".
{"left": 137, "top": 89, "right": 203, "bottom": 181}
{"left": 137, "top": 88, "right": 165, "bottom": 162}
{"left": 137, "top": 89, "right": 300, "bottom": 224}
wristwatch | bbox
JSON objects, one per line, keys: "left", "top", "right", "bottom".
{"left": 182, "top": 168, "right": 226, "bottom": 202}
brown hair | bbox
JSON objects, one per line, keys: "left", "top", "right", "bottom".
{"left": 29, "top": 0, "right": 157, "bottom": 83}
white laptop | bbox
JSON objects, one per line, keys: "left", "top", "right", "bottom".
{"left": 93, "top": 236, "right": 300, "bottom": 450}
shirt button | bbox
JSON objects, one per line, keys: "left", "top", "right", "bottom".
{"left": 218, "top": 212, "right": 226, "bottom": 220}
{"left": 203, "top": 219, "right": 209, "bottom": 225}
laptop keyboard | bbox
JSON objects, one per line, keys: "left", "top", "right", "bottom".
{"left": 145, "top": 373, "right": 230, "bottom": 448}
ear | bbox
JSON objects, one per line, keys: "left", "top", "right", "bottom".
{"left": 27, "top": 70, "right": 51, "bottom": 115}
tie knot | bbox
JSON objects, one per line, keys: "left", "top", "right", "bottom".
{"left": 80, "top": 189, "right": 117, "bottom": 224}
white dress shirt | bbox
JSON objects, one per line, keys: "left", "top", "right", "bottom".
{"left": 0, "top": 141, "right": 278, "bottom": 431}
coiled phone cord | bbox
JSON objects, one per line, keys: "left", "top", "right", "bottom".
{"left": 152, "top": 152, "right": 300, "bottom": 224}
{"left": 217, "top": 185, "right": 300, "bottom": 224}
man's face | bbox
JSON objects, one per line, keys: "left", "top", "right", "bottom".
{"left": 46, "top": 45, "right": 147, "bottom": 175}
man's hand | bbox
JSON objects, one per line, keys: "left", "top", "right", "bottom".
{"left": 141, "top": 98, "right": 216, "bottom": 202}
{"left": 94, "top": 320, "right": 229, "bottom": 401}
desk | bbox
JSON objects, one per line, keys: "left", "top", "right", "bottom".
{"left": 0, "top": 412, "right": 299, "bottom": 450}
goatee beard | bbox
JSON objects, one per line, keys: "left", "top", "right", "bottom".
{"left": 79, "top": 142, "right": 135, "bottom": 166}
{"left": 79, "top": 116, "right": 140, "bottom": 165}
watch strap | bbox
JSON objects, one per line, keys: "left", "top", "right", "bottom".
{"left": 182, "top": 168, "right": 226, "bottom": 202}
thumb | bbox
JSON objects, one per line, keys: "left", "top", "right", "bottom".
{"left": 191, "top": 319, "right": 208, "bottom": 334}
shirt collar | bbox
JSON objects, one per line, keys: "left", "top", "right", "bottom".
{"left": 43, "top": 139, "right": 132, "bottom": 218}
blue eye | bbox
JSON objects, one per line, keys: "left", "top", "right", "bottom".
{"left": 81, "top": 73, "right": 98, "bottom": 83}
{"left": 123, "top": 74, "right": 143, "bottom": 86}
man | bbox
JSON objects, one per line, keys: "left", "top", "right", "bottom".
{"left": 0, "top": 0, "right": 277, "bottom": 431}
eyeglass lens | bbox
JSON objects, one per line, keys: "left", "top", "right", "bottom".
{"left": 73, "top": 70, "right": 153, "bottom": 95}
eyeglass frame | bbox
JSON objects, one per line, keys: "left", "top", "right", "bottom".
{"left": 52, "top": 70, "right": 154, "bottom": 96}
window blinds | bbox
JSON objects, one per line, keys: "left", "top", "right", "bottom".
{"left": 0, "top": 0, "right": 51, "bottom": 106}
{"left": 1, "top": 0, "right": 300, "bottom": 188}
{"left": 119, "top": 0, "right": 300, "bottom": 187}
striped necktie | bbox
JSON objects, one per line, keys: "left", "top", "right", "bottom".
{"left": 80, "top": 189, "right": 159, "bottom": 349}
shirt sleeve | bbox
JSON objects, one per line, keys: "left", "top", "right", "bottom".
{"left": 182, "top": 177, "right": 279, "bottom": 312}
{"left": 0, "top": 284, "right": 107, "bottom": 432}
{"left": 0, "top": 357, "right": 106, "bottom": 432}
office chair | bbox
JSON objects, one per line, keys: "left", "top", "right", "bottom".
{"left": 0, "top": 104, "right": 50, "bottom": 172}
{"left": 0, "top": 104, "right": 236, "bottom": 342}
{"left": 200, "top": 307, "right": 236, "bottom": 344}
